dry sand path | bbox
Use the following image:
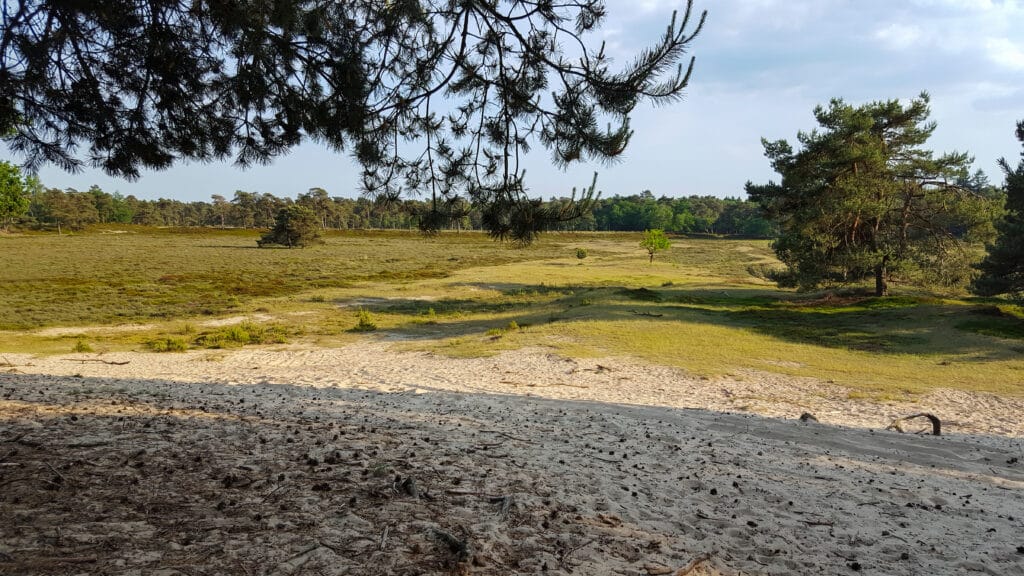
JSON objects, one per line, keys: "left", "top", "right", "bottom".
{"left": 1, "top": 342, "right": 1023, "bottom": 575}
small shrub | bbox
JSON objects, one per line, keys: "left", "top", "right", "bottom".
{"left": 224, "top": 325, "right": 251, "bottom": 344}
{"left": 353, "top": 308, "right": 377, "bottom": 332}
{"left": 485, "top": 327, "right": 504, "bottom": 337}
{"left": 507, "top": 320, "right": 520, "bottom": 331}
{"left": 179, "top": 323, "right": 196, "bottom": 335}
{"left": 148, "top": 336, "right": 189, "bottom": 352}
{"left": 419, "top": 306, "right": 438, "bottom": 324}
{"left": 72, "top": 338, "right": 93, "bottom": 353}
{"left": 309, "top": 294, "right": 327, "bottom": 303}
{"left": 575, "top": 247, "right": 588, "bottom": 260}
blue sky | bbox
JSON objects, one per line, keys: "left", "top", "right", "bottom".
{"left": 17, "top": 0, "right": 1024, "bottom": 202}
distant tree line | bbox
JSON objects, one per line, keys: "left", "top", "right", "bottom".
{"left": 6, "top": 178, "right": 778, "bottom": 237}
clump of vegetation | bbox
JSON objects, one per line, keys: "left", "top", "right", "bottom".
{"left": 148, "top": 336, "right": 189, "bottom": 352}
{"left": 258, "top": 205, "right": 323, "bottom": 248}
{"left": 575, "top": 247, "right": 588, "bottom": 260}
{"left": 352, "top": 309, "right": 378, "bottom": 332}
{"left": 640, "top": 229, "right": 671, "bottom": 262}
{"left": 72, "top": 338, "right": 93, "bottom": 353}
{"left": 419, "top": 307, "right": 438, "bottom": 324}
{"left": 193, "top": 321, "right": 289, "bottom": 348}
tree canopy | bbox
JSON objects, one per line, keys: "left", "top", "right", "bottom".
{"left": 973, "top": 121, "right": 1024, "bottom": 300}
{"left": 640, "top": 228, "right": 670, "bottom": 262}
{"left": 259, "top": 204, "right": 322, "bottom": 248}
{"left": 746, "top": 93, "right": 998, "bottom": 296}
{"left": 1, "top": 0, "right": 705, "bottom": 242}
{"left": 0, "top": 161, "right": 31, "bottom": 229}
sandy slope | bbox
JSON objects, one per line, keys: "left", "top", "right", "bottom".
{"left": 1, "top": 342, "right": 1022, "bottom": 575}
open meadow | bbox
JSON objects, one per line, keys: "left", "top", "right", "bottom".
{"left": 1, "top": 227, "right": 1023, "bottom": 575}
{"left": 2, "top": 226, "right": 1023, "bottom": 396}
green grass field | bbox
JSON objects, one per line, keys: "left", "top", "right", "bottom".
{"left": 2, "top": 226, "right": 1022, "bottom": 397}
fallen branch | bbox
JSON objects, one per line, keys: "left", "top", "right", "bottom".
{"left": 887, "top": 413, "right": 941, "bottom": 436}
{"left": 491, "top": 494, "right": 514, "bottom": 518}
{"left": 630, "top": 310, "right": 664, "bottom": 318}
{"left": 481, "top": 429, "right": 535, "bottom": 444}
{"left": 62, "top": 358, "right": 130, "bottom": 365}
{"left": 430, "top": 528, "right": 468, "bottom": 559}
{"left": 676, "top": 553, "right": 712, "bottom": 575}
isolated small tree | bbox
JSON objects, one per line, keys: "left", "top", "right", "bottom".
{"left": 640, "top": 229, "right": 671, "bottom": 262}
{"left": 258, "top": 205, "right": 322, "bottom": 248}
{"left": 0, "top": 161, "right": 30, "bottom": 230}
{"left": 973, "top": 120, "right": 1024, "bottom": 300}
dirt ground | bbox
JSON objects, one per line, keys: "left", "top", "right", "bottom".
{"left": 1, "top": 346, "right": 1023, "bottom": 575}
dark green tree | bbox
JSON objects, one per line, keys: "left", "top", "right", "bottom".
{"left": 1, "top": 0, "right": 705, "bottom": 242}
{"left": 259, "top": 205, "right": 322, "bottom": 248}
{"left": 746, "top": 93, "right": 996, "bottom": 296}
{"left": 0, "top": 161, "right": 30, "bottom": 229}
{"left": 973, "top": 121, "right": 1024, "bottom": 300}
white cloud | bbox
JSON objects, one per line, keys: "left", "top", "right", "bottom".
{"left": 985, "top": 37, "right": 1024, "bottom": 70}
{"left": 873, "top": 23, "right": 924, "bottom": 50}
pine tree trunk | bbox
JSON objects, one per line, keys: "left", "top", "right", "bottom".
{"left": 875, "top": 255, "right": 889, "bottom": 297}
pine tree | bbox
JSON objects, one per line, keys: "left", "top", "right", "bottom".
{"left": 259, "top": 205, "right": 323, "bottom": 248}
{"left": 1, "top": 0, "right": 705, "bottom": 242}
{"left": 973, "top": 121, "right": 1024, "bottom": 300}
{"left": 746, "top": 93, "right": 997, "bottom": 296}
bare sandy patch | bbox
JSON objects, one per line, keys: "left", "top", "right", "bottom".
{"left": 0, "top": 343, "right": 1022, "bottom": 575}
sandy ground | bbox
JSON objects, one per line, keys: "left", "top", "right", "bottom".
{"left": 1, "top": 342, "right": 1023, "bottom": 575}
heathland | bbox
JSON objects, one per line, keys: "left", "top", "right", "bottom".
{"left": 2, "top": 226, "right": 1022, "bottom": 398}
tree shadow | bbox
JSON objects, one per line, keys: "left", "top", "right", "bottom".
{"left": 1, "top": 371, "right": 1021, "bottom": 575}
{"left": 383, "top": 281, "right": 1023, "bottom": 359}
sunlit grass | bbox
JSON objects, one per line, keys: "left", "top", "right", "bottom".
{"left": 2, "top": 228, "right": 1023, "bottom": 397}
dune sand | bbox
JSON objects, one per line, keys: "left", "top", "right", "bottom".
{"left": 1, "top": 342, "right": 1022, "bottom": 575}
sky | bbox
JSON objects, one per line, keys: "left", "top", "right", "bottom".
{"left": 11, "top": 0, "right": 1024, "bottom": 202}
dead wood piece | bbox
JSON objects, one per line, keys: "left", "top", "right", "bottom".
{"left": 799, "top": 412, "right": 818, "bottom": 423}
{"left": 490, "top": 495, "right": 514, "bottom": 518}
{"left": 399, "top": 476, "right": 419, "bottom": 499}
{"left": 62, "top": 358, "right": 131, "bottom": 365}
{"left": 66, "top": 440, "right": 109, "bottom": 448}
{"left": 430, "top": 529, "right": 468, "bottom": 559}
{"left": 120, "top": 448, "right": 146, "bottom": 467}
{"left": 675, "top": 553, "right": 712, "bottom": 575}
{"left": 481, "top": 429, "right": 535, "bottom": 444}
{"left": 630, "top": 309, "right": 665, "bottom": 318}
{"left": 887, "top": 413, "right": 941, "bottom": 436}
{"left": 26, "top": 556, "right": 98, "bottom": 565}
{"left": 45, "top": 462, "right": 67, "bottom": 484}
{"left": 275, "top": 544, "right": 322, "bottom": 574}
{"left": 644, "top": 564, "right": 675, "bottom": 576}
{"left": 1, "top": 432, "right": 41, "bottom": 447}
{"left": 379, "top": 525, "right": 390, "bottom": 551}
